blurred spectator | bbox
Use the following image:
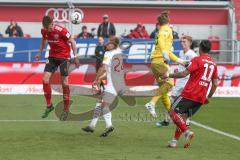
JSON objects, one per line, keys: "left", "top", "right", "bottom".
{"left": 0, "top": 32, "right": 3, "bottom": 37}
{"left": 170, "top": 24, "right": 179, "bottom": 39}
{"left": 90, "top": 27, "right": 96, "bottom": 38}
{"left": 150, "top": 23, "right": 161, "bottom": 39}
{"left": 97, "top": 14, "right": 116, "bottom": 38}
{"left": 77, "top": 25, "right": 94, "bottom": 38}
{"left": 94, "top": 36, "right": 105, "bottom": 72}
{"left": 23, "top": 34, "right": 31, "bottom": 38}
{"left": 129, "top": 23, "right": 150, "bottom": 39}
{"left": 5, "top": 20, "right": 23, "bottom": 37}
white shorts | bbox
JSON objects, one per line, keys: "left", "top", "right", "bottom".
{"left": 102, "top": 81, "right": 125, "bottom": 104}
{"left": 102, "top": 85, "right": 119, "bottom": 104}
{"left": 170, "top": 85, "right": 184, "bottom": 104}
{"left": 171, "top": 86, "right": 183, "bottom": 98}
{"left": 171, "top": 79, "right": 188, "bottom": 99}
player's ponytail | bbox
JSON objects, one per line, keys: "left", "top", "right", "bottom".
{"left": 158, "top": 11, "right": 170, "bottom": 25}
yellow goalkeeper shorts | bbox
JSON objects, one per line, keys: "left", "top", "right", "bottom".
{"left": 150, "top": 57, "right": 174, "bottom": 94}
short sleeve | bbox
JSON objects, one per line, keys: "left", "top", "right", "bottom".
{"left": 190, "top": 51, "right": 197, "bottom": 60}
{"left": 61, "top": 27, "right": 71, "bottom": 41}
{"left": 41, "top": 29, "right": 46, "bottom": 39}
{"left": 102, "top": 52, "right": 111, "bottom": 65}
{"left": 187, "top": 57, "right": 198, "bottom": 73}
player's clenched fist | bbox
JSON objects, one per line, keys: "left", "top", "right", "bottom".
{"left": 73, "top": 56, "right": 80, "bottom": 68}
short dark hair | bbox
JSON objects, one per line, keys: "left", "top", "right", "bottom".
{"left": 199, "top": 40, "right": 211, "bottom": 53}
{"left": 42, "top": 16, "right": 53, "bottom": 29}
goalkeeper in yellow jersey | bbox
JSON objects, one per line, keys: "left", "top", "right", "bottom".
{"left": 145, "top": 11, "right": 187, "bottom": 118}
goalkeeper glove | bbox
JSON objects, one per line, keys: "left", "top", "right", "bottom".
{"left": 162, "top": 50, "right": 170, "bottom": 62}
{"left": 176, "top": 58, "right": 190, "bottom": 67}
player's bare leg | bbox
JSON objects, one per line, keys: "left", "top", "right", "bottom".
{"left": 42, "top": 72, "right": 54, "bottom": 118}
{"left": 60, "top": 76, "right": 70, "bottom": 121}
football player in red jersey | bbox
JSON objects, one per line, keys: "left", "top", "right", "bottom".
{"left": 162, "top": 40, "right": 218, "bottom": 148}
{"left": 35, "top": 16, "right": 80, "bottom": 121}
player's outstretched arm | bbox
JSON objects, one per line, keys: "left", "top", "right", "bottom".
{"left": 157, "top": 29, "right": 188, "bottom": 66}
{"left": 168, "top": 51, "right": 189, "bottom": 66}
{"left": 69, "top": 38, "right": 80, "bottom": 67}
{"left": 35, "top": 38, "right": 47, "bottom": 61}
{"left": 169, "top": 69, "right": 190, "bottom": 79}
{"left": 92, "top": 65, "right": 107, "bottom": 94}
{"left": 95, "top": 65, "right": 107, "bottom": 83}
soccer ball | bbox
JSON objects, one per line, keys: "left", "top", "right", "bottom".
{"left": 70, "top": 12, "right": 82, "bottom": 24}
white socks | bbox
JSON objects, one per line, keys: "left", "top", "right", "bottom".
{"left": 89, "top": 102, "right": 102, "bottom": 128}
{"left": 184, "top": 130, "right": 190, "bottom": 137}
{"left": 102, "top": 107, "right": 112, "bottom": 128}
{"left": 89, "top": 103, "right": 112, "bottom": 129}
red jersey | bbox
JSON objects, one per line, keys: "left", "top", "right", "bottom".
{"left": 181, "top": 54, "right": 218, "bottom": 104}
{"left": 41, "top": 24, "right": 71, "bottom": 59}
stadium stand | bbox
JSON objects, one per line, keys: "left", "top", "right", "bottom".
{"left": 0, "top": 0, "right": 238, "bottom": 64}
{"left": 233, "top": 0, "right": 240, "bottom": 40}
{"left": 0, "top": 0, "right": 232, "bottom": 39}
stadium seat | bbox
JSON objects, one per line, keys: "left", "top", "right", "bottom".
{"left": 208, "top": 36, "right": 220, "bottom": 53}
{"left": 233, "top": 0, "right": 240, "bottom": 40}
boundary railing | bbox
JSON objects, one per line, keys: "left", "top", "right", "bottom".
{"left": 0, "top": 39, "right": 239, "bottom": 64}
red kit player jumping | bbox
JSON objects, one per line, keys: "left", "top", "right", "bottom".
{"left": 162, "top": 40, "right": 218, "bottom": 148}
{"left": 35, "top": 16, "right": 80, "bottom": 121}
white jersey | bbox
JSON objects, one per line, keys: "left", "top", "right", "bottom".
{"left": 171, "top": 49, "right": 197, "bottom": 98}
{"left": 102, "top": 48, "right": 125, "bottom": 96}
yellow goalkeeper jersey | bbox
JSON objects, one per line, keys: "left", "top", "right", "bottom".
{"left": 151, "top": 24, "right": 179, "bottom": 62}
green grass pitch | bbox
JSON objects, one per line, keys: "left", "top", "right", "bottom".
{"left": 0, "top": 95, "right": 239, "bottom": 160}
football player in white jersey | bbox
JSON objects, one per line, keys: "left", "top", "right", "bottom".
{"left": 156, "top": 35, "right": 197, "bottom": 129}
{"left": 82, "top": 37, "right": 125, "bottom": 137}
{"left": 170, "top": 35, "right": 197, "bottom": 102}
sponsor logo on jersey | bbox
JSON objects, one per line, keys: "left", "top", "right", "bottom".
{"left": 54, "top": 34, "right": 59, "bottom": 39}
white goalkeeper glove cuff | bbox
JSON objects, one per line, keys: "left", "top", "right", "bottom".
{"left": 177, "top": 58, "right": 189, "bottom": 66}
{"left": 162, "top": 51, "right": 170, "bottom": 62}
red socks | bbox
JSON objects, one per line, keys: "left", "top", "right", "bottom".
{"left": 62, "top": 85, "right": 70, "bottom": 112}
{"left": 174, "top": 127, "right": 182, "bottom": 140}
{"left": 43, "top": 82, "right": 52, "bottom": 107}
{"left": 43, "top": 81, "right": 70, "bottom": 112}
{"left": 169, "top": 110, "right": 188, "bottom": 132}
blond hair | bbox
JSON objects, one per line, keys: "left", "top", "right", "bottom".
{"left": 181, "top": 35, "right": 193, "bottom": 43}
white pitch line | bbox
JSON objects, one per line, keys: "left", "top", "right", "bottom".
{"left": 191, "top": 120, "right": 240, "bottom": 141}
{"left": 0, "top": 119, "right": 239, "bottom": 141}
{"left": 0, "top": 119, "right": 58, "bottom": 122}
{"left": 0, "top": 119, "right": 152, "bottom": 123}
